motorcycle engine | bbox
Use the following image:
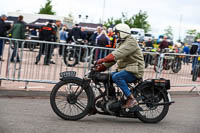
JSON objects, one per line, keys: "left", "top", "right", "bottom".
{"left": 96, "top": 99, "right": 123, "bottom": 114}
{"left": 106, "top": 100, "right": 122, "bottom": 114}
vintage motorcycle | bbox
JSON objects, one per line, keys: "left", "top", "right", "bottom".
{"left": 154, "top": 48, "right": 182, "bottom": 73}
{"left": 63, "top": 37, "right": 87, "bottom": 67}
{"left": 50, "top": 64, "right": 174, "bottom": 123}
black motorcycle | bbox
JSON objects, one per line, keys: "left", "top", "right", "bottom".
{"left": 63, "top": 38, "right": 87, "bottom": 67}
{"left": 63, "top": 44, "right": 79, "bottom": 67}
{"left": 50, "top": 65, "right": 174, "bottom": 123}
{"left": 154, "top": 48, "right": 181, "bottom": 73}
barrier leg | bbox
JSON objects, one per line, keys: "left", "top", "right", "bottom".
{"left": 24, "top": 82, "right": 29, "bottom": 91}
{"left": 189, "top": 85, "right": 200, "bottom": 95}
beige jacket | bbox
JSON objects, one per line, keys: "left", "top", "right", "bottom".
{"left": 104, "top": 35, "right": 144, "bottom": 78}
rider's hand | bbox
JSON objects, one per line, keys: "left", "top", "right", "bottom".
{"left": 95, "top": 64, "right": 106, "bottom": 72}
{"left": 97, "top": 54, "right": 115, "bottom": 64}
{"left": 97, "top": 58, "right": 105, "bottom": 64}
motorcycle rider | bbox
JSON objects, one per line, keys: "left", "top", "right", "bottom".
{"left": 96, "top": 23, "right": 145, "bottom": 108}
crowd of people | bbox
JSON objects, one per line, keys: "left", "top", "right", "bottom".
{"left": 0, "top": 14, "right": 199, "bottom": 70}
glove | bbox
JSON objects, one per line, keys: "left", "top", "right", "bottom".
{"left": 95, "top": 64, "right": 107, "bottom": 72}
{"left": 97, "top": 54, "right": 115, "bottom": 64}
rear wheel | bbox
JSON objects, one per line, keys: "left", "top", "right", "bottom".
{"left": 50, "top": 77, "right": 94, "bottom": 120}
{"left": 134, "top": 84, "right": 169, "bottom": 123}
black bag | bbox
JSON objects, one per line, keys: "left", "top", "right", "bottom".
{"left": 190, "top": 44, "right": 198, "bottom": 55}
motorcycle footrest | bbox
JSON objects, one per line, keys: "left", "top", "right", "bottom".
{"left": 128, "top": 105, "right": 143, "bottom": 112}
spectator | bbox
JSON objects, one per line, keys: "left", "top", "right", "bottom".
{"left": 182, "top": 43, "right": 190, "bottom": 65}
{"left": 95, "top": 30, "right": 110, "bottom": 60}
{"left": 107, "top": 28, "right": 117, "bottom": 48}
{"left": 53, "top": 20, "right": 62, "bottom": 59}
{"left": 70, "top": 24, "right": 82, "bottom": 41}
{"left": 81, "top": 27, "right": 88, "bottom": 43}
{"left": 145, "top": 39, "right": 153, "bottom": 48}
{"left": 90, "top": 26, "right": 102, "bottom": 46}
{"left": 55, "top": 20, "right": 61, "bottom": 42}
{"left": 35, "top": 20, "right": 56, "bottom": 65}
{"left": 159, "top": 36, "right": 169, "bottom": 51}
{"left": 10, "top": 15, "right": 25, "bottom": 62}
{"left": 60, "top": 27, "right": 68, "bottom": 43}
{"left": 59, "top": 27, "right": 68, "bottom": 56}
{"left": 0, "top": 14, "right": 11, "bottom": 61}
{"left": 30, "top": 28, "right": 37, "bottom": 36}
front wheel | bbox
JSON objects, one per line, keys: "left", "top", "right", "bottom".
{"left": 63, "top": 50, "right": 78, "bottom": 67}
{"left": 50, "top": 77, "right": 94, "bottom": 120}
{"left": 171, "top": 57, "right": 182, "bottom": 73}
{"left": 134, "top": 84, "right": 169, "bottom": 123}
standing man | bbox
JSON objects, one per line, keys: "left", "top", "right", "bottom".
{"left": 159, "top": 36, "right": 169, "bottom": 51}
{"left": 35, "top": 20, "right": 56, "bottom": 65}
{"left": 55, "top": 20, "right": 61, "bottom": 43}
{"left": 10, "top": 15, "right": 25, "bottom": 62}
{"left": 70, "top": 24, "right": 82, "bottom": 41}
{"left": 0, "top": 14, "right": 11, "bottom": 61}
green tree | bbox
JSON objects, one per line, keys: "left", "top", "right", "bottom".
{"left": 186, "top": 29, "right": 197, "bottom": 36}
{"left": 164, "top": 26, "right": 173, "bottom": 37}
{"left": 195, "top": 32, "right": 200, "bottom": 40}
{"left": 39, "top": 0, "right": 55, "bottom": 15}
{"left": 104, "top": 17, "right": 122, "bottom": 28}
{"left": 104, "top": 10, "right": 151, "bottom": 33}
{"left": 131, "top": 10, "right": 150, "bottom": 33}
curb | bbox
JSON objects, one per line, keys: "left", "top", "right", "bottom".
{"left": 0, "top": 89, "right": 199, "bottom": 97}
{"left": 0, "top": 90, "right": 51, "bottom": 97}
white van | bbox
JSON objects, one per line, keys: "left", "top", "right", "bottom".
{"left": 144, "top": 33, "right": 154, "bottom": 42}
{"left": 130, "top": 28, "right": 144, "bottom": 42}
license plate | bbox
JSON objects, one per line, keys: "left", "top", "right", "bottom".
{"left": 60, "top": 71, "right": 76, "bottom": 78}
{"left": 198, "top": 56, "right": 200, "bottom": 61}
{"left": 167, "top": 93, "right": 172, "bottom": 102}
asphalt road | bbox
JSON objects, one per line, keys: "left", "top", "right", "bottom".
{"left": 0, "top": 95, "right": 200, "bottom": 133}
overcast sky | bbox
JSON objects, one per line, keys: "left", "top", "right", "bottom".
{"left": 1, "top": 0, "right": 200, "bottom": 40}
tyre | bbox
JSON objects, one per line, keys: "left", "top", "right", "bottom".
{"left": 63, "top": 50, "right": 78, "bottom": 67}
{"left": 171, "top": 57, "right": 182, "bottom": 73}
{"left": 50, "top": 77, "right": 94, "bottom": 120}
{"left": 192, "top": 65, "right": 199, "bottom": 81}
{"left": 134, "top": 83, "right": 169, "bottom": 123}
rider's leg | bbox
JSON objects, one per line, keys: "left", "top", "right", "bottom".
{"left": 112, "top": 70, "right": 138, "bottom": 108}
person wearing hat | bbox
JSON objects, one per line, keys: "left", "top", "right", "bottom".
{"left": 96, "top": 23, "right": 144, "bottom": 108}
{"left": 0, "top": 14, "right": 11, "bottom": 61}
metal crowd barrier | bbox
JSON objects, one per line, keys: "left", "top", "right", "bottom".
{"left": 0, "top": 37, "right": 199, "bottom": 94}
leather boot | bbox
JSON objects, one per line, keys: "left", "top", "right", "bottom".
{"left": 122, "top": 95, "right": 138, "bottom": 108}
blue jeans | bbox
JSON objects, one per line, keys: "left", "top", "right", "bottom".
{"left": 112, "top": 70, "right": 137, "bottom": 97}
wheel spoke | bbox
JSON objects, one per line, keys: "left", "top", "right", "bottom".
{"left": 76, "top": 100, "right": 87, "bottom": 110}
{"left": 74, "top": 103, "right": 85, "bottom": 112}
